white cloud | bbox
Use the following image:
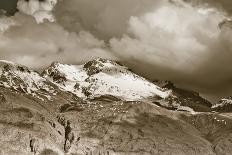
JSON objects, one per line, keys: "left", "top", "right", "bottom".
{"left": 110, "top": 3, "right": 225, "bottom": 73}
{"left": 0, "top": 13, "right": 114, "bottom": 68}
{"left": 0, "top": 16, "right": 18, "bottom": 33}
{"left": 107, "top": 1, "right": 232, "bottom": 96}
{"left": 17, "top": 0, "right": 57, "bottom": 23}
{"left": 1, "top": 0, "right": 232, "bottom": 96}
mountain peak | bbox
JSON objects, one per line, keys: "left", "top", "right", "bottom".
{"left": 0, "top": 60, "right": 57, "bottom": 101}
{"left": 153, "top": 80, "right": 175, "bottom": 89}
{"left": 83, "top": 58, "right": 124, "bottom": 76}
{"left": 0, "top": 60, "right": 16, "bottom": 65}
{"left": 50, "top": 61, "right": 61, "bottom": 67}
{"left": 43, "top": 58, "right": 170, "bottom": 100}
{"left": 0, "top": 60, "right": 31, "bottom": 76}
{"left": 83, "top": 58, "right": 122, "bottom": 68}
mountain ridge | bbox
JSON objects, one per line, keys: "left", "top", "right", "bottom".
{"left": 0, "top": 60, "right": 58, "bottom": 101}
{"left": 0, "top": 58, "right": 214, "bottom": 112}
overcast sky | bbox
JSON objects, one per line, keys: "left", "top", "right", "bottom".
{"left": 0, "top": 0, "right": 232, "bottom": 101}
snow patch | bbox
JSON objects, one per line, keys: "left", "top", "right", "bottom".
{"left": 0, "top": 61, "right": 56, "bottom": 100}
{"left": 43, "top": 59, "right": 171, "bottom": 101}
{"left": 212, "top": 98, "right": 232, "bottom": 108}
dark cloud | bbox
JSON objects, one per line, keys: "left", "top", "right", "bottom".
{"left": 0, "top": 0, "right": 18, "bottom": 15}
{"left": 54, "top": 0, "right": 165, "bottom": 40}
{"left": 186, "top": 0, "right": 232, "bottom": 15}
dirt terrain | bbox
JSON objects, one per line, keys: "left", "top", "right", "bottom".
{"left": 1, "top": 88, "right": 232, "bottom": 155}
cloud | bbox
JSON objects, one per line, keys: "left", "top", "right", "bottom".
{"left": 107, "top": 1, "right": 232, "bottom": 97}
{"left": 54, "top": 0, "right": 166, "bottom": 39}
{"left": 1, "top": 0, "right": 232, "bottom": 99}
{"left": 185, "top": 0, "right": 232, "bottom": 15}
{"left": 17, "top": 0, "right": 57, "bottom": 23}
{"left": 110, "top": 3, "right": 224, "bottom": 72}
{"left": 0, "top": 15, "right": 17, "bottom": 32}
{"left": 109, "top": 1, "right": 232, "bottom": 83}
{"left": 0, "top": 13, "right": 114, "bottom": 68}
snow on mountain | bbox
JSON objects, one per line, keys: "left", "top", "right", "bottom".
{"left": 43, "top": 58, "right": 171, "bottom": 101}
{"left": 212, "top": 97, "right": 232, "bottom": 112}
{"left": 0, "top": 60, "right": 57, "bottom": 100}
{"left": 212, "top": 98, "right": 232, "bottom": 108}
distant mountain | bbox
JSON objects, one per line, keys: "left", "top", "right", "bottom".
{"left": 153, "top": 80, "right": 212, "bottom": 112}
{"left": 42, "top": 58, "right": 171, "bottom": 101}
{"left": 212, "top": 96, "right": 232, "bottom": 112}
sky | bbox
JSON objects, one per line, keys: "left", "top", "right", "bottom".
{"left": 0, "top": 0, "right": 232, "bottom": 102}
{"left": 0, "top": 0, "right": 18, "bottom": 15}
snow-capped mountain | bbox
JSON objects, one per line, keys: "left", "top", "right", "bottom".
{"left": 212, "top": 96, "right": 232, "bottom": 112}
{"left": 0, "top": 58, "right": 212, "bottom": 112}
{"left": 42, "top": 58, "right": 171, "bottom": 101}
{"left": 0, "top": 60, "right": 57, "bottom": 101}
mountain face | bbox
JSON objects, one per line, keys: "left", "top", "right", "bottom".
{"left": 212, "top": 97, "right": 232, "bottom": 112}
{"left": 0, "top": 60, "right": 58, "bottom": 101}
{"left": 153, "top": 80, "right": 212, "bottom": 112}
{"left": 1, "top": 58, "right": 232, "bottom": 155}
{"left": 42, "top": 58, "right": 171, "bottom": 101}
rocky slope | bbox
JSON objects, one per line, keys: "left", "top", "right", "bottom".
{"left": 59, "top": 98, "right": 232, "bottom": 155}
{"left": 0, "top": 59, "right": 232, "bottom": 155}
{"left": 0, "top": 86, "right": 64, "bottom": 155}
{"left": 0, "top": 60, "right": 84, "bottom": 154}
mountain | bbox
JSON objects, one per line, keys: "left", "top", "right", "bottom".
{"left": 0, "top": 60, "right": 58, "bottom": 101}
{"left": 1, "top": 58, "right": 232, "bottom": 155}
{"left": 42, "top": 58, "right": 170, "bottom": 101}
{"left": 212, "top": 96, "right": 232, "bottom": 112}
{"left": 0, "top": 60, "right": 84, "bottom": 155}
{"left": 153, "top": 80, "right": 212, "bottom": 112}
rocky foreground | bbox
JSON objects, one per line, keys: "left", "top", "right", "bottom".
{"left": 0, "top": 59, "right": 232, "bottom": 155}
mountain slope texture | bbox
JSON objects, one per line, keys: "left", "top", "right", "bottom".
{"left": 0, "top": 58, "right": 232, "bottom": 155}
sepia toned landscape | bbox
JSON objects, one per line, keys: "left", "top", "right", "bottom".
{"left": 1, "top": 0, "right": 232, "bottom": 155}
